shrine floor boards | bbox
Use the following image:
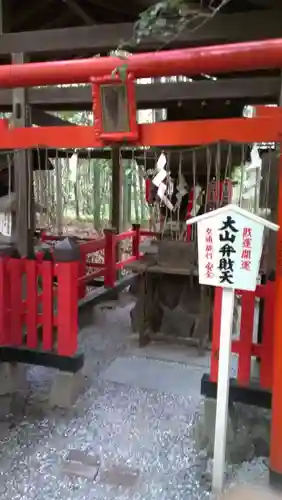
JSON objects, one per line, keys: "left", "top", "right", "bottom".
{"left": 0, "top": 293, "right": 267, "bottom": 499}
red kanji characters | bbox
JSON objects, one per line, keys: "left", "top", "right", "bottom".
{"left": 243, "top": 227, "right": 252, "bottom": 238}
{"left": 241, "top": 260, "right": 251, "bottom": 271}
{"left": 241, "top": 249, "right": 251, "bottom": 260}
{"left": 205, "top": 244, "right": 213, "bottom": 260}
{"left": 205, "top": 228, "right": 214, "bottom": 278}
{"left": 205, "top": 228, "right": 213, "bottom": 244}
{"left": 241, "top": 227, "right": 252, "bottom": 271}
{"left": 205, "top": 261, "right": 214, "bottom": 279}
{"left": 243, "top": 237, "right": 252, "bottom": 249}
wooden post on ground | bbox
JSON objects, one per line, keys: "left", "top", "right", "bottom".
{"left": 104, "top": 228, "right": 116, "bottom": 288}
{"left": 55, "top": 154, "right": 63, "bottom": 235}
{"left": 212, "top": 287, "right": 235, "bottom": 492}
{"left": 12, "top": 53, "right": 34, "bottom": 257}
{"left": 111, "top": 147, "right": 122, "bottom": 279}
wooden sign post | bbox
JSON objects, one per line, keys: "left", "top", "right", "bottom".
{"left": 186, "top": 204, "right": 279, "bottom": 494}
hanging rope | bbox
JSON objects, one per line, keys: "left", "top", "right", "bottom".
{"left": 176, "top": 151, "right": 183, "bottom": 240}
{"left": 204, "top": 146, "right": 211, "bottom": 214}
{"left": 55, "top": 149, "right": 63, "bottom": 235}
{"left": 239, "top": 144, "right": 245, "bottom": 208}
{"left": 215, "top": 142, "right": 221, "bottom": 209}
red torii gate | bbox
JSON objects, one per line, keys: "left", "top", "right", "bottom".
{"left": 0, "top": 38, "right": 281, "bottom": 86}
{"left": 0, "top": 38, "right": 282, "bottom": 487}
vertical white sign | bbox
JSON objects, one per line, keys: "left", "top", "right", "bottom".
{"left": 197, "top": 210, "right": 264, "bottom": 291}
{"left": 186, "top": 205, "right": 279, "bottom": 494}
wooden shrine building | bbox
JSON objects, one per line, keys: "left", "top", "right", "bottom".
{"left": 0, "top": 0, "right": 281, "bottom": 254}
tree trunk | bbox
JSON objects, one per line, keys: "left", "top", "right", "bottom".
{"left": 138, "top": 168, "right": 145, "bottom": 222}
{"left": 74, "top": 184, "right": 80, "bottom": 219}
{"left": 123, "top": 170, "right": 128, "bottom": 229}
{"left": 100, "top": 166, "right": 106, "bottom": 222}
{"left": 93, "top": 161, "right": 101, "bottom": 230}
{"left": 133, "top": 171, "right": 139, "bottom": 222}
{"left": 74, "top": 164, "right": 80, "bottom": 219}
{"left": 55, "top": 158, "right": 63, "bottom": 234}
{"left": 127, "top": 168, "right": 132, "bottom": 223}
{"left": 108, "top": 171, "right": 112, "bottom": 225}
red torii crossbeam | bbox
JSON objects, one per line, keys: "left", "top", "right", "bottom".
{"left": 0, "top": 38, "right": 281, "bottom": 87}
{"left": 0, "top": 116, "right": 281, "bottom": 149}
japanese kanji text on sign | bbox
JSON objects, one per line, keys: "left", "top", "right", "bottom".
{"left": 197, "top": 209, "right": 265, "bottom": 291}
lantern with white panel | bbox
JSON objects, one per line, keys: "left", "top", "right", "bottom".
{"left": 186, "top": 204, "right": 279, "bottom": 494}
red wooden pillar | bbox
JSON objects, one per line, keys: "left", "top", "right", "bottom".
{"left": 132, "top": 223, "right": 140, "bottom": 260}
{"left": 104, "top": 228, "right": 116, "bottom": 288}
{"left": 78, "top": 253, "right": 86, "bottom": 299}
{"left": 237, "top": 291, "right": 255, "bottom": 385}
{"left": 270, "top": 146, "right": 282, "bottom": 489}
{"left": 0, "top": 256, "right": 10, "bottom": 345}
{"left": 56, "top": 260, "right": 79, "bottom": 356}
{"left": 53, "top": 238, "right": 80, "bottom": 357}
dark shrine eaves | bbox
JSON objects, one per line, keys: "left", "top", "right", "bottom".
{"left": 0, "top": 0, "right": 281, "bottom": 121}
{"left": 0, "top": 0, "right": 281, "bottom": 61}
{"left": 4, "top": 0, "right": 271, "bottom": 33}
{"left": 0, "top": 75, "right": 279, "bottom": 113}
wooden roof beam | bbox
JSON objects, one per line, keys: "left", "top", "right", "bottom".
{"left": 30, "top": 109, "right": 76, "bottom": 126}
{"left": 0, "top": 77, "right": 278, "bottom": 111}
{"left": 61, "top": 0, "right": 95, "bottom": 25}
{"left": 0, "top": 10, "right": 280, "bottom": 55}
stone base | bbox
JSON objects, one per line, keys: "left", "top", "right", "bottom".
{"left": 130, "top": 273, "right": 212, "bottom": 349}
{"left": 0, "top": 362, "right": 27, "bottom": 396}
{"left": 269, "top": 469, "right": 282, "bottom": 491}
{"left": 49, "top": 369, "right": 85, "bottom": 408}
{"left": 195, "top": 398, "right": 271, "bottom": 464}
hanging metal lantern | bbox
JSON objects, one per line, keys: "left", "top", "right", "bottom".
{"left": 91, "top": 72, "right": 139, "bottom": 143}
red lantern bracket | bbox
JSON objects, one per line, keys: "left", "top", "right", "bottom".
{"left": 91, "top": 72, "right": 139, "bottom": 143}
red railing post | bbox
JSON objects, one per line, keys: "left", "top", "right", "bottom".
{"left": 0, "top": 256, "right": 10, "bottom": 345}
{"left": 132, "top": 223, "right": 140, "bottom": 260}
{"left": 104, "top": 228, "right": 116, "bottom": 288}
{"left": 25, "top": 258, "right": 38, "bottom": 349}
{"left": 9, "top": 257, "right": 23, "bottom": 346}
{"left": 237, "top": 291, "right": 255, "bottom": 386}
{"left": 104, "top": 229, "right": 116, "bottom": 288}
{"left": 78, "top": 252, "right": 86, "bottom": 299}
{"left": 54, "top": 238, "right": 80, "bottom": 357}
{"left": 260, "top": 280, "right": 275, "bottom": 389}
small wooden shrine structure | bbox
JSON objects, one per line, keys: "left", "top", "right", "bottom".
{"left": 0, "top": 0, "right": 282, "bottom": 490}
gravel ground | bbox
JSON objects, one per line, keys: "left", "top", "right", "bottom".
{"left": 0, "top": 294, "right": 270, "bottom": 499}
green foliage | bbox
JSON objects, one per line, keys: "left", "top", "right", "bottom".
{"left": 111, "top": 63, "right": 128, "bottom": 82}
{"left": 134, "top": 0, "right": 189, "bottom": 43}
{"left": 119, "top": 0, "right": 231, "bottom": 48}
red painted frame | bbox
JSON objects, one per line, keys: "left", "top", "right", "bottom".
{"left": 0, "top": 115, "right": 281, "bottom": 149}
{"left": 211, "top": 282, "right": 275, "bottom": 390}
{"left": 91, "top": 72, "right": 138, "bottom": 143}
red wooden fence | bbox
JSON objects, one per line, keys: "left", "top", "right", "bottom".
{"left": 41, "top": 225, "right": 149, "bottom": 297}
{"left": 211, "top": 281, "right": 275, "bottom": 390}
{"left": 2, "top": 228, "right": 272, "bottom": 379}
{"left": 0, "top": 225, "right": 153, "bottom": 358}
{"left": 0, "top": 257, "right": 79, "bottom": 357}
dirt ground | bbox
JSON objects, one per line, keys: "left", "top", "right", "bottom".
{"left": 0, "top": 292, "right": 269, "bottom": 499}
